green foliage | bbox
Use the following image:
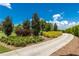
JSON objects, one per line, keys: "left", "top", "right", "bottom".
{"left": 53, "top": 23, "right": 58, "bottom": 31}
{"left": 2, "top": 16, "right": 13, "bottom": 36}
{"left": 42, "top": 31, "right": 62, "bottom": 38}
{"left": 65, "top": 25, "right": 79, "bottom": 36}
{"left": 23, "top": 20, "right": 30, "bottom": 30}
{"left": 40, "top": 19, "right": 46, "bottom": 31}
{"left": 0, "top": 24, "right": 2, "bottom": 31}
{"left": 0, "top": 45, "right": 10, "bottom": 53}
{"left": 44, "top": 23, "right": 52, "bottom": 31}
{"left": 32, "top": 13, "right": 40, "bottom": 35}
{"left": 0, "top": 36, "right": 43, "bottom": 47}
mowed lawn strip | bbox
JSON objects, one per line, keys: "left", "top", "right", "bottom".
{"left": 0, "top": 45, "right": 10, "bottom": 53}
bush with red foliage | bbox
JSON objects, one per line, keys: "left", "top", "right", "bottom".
{"left": 15, "top": 28, "right": 30, "bottom": 36}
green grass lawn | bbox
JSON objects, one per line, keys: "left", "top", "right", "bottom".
{"left": 0, "top": 45, "right": 10, "bottom": 53}
{"left": 0, "top": 31, "right": 11, "bottom": 53}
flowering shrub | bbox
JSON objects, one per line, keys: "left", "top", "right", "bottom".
{"left": 42, "top": 31, "right": 62, "bottom": 38}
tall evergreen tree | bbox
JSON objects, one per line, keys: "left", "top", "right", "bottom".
{"left": 53, "top": 23, "right": 58, "bottom": 31}
{"left": 2, "top": 16, "right": 13, "bottom": 36}
{"left": 32, "top": 13, "right": 40, "bottom": 35}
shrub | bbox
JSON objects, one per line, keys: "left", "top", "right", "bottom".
{"left": 15, "top": 28, "right": 30, "bottom": 36}
{"left": 23, "top": 20, "right": 31, "bottom": 35}
{"left": 42, "top": 31, "right": 62, "bottom": 38}
{"left": 15, "top": 20, "right": 31, "bottom": 36}
{"left": 0, "top": 36, "right": 43, "bottom": 47}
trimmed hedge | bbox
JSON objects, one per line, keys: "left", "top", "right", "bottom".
{"left": 42, "top": 31, "right": 62, "bottom": 38}
{"left": 0, "top": 36, "right": 43, "bottom": 47}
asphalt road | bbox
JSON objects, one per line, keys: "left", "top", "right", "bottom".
{"left": 0, "top": 33, "right": 74, "bottom": 56}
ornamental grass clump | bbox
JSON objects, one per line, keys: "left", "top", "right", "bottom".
{"left": 0, "top": 36, "right": 43, "bottom": 47}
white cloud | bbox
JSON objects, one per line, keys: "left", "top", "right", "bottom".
{"left": 58, "top": 21, "right": 79, "bottom": 30}
{"left": 0, "top": 3, "right": 11, "bottom": 9}
{"left": 69, "top": 22, "right": 76, "bottom": 26}
{"left": 60, "top": 20, "right": 68, "bottom": 25}
{"left": 53, "top": 20, "right": 69, "bottom": 29}
{"left": 52, "top": 13, "right": 79, "bottom": 30}
{"left": 53, "top": 14, "right": 61, "bottom": 21}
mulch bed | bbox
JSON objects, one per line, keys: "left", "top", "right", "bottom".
{"left": 50, "top": 36, "right": 79, "bottom": 56}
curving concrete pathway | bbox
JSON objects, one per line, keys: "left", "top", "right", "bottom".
{"left": 0, "top": 33, "right": 74, "bottom": 56}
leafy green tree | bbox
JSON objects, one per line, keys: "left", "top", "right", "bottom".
{"left": 32, "top": 13, "right": 40, "bottom": 35}
{"left": 45, "top": 23, "right": 51, "bottom": 31}
{"left": 2, "top": 16, "right": 13, "bottom": 36}
{"left": 53, "top": 23, "right": 58, "bottom": 31}
{"left": 40, "top": 19, "right": 46, "bottom": 31}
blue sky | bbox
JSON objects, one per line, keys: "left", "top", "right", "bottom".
{"left": 0, "top": 3, "right": 79, "bottom": 29}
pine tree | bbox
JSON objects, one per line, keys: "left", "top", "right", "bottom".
{"left": 53, "top": 23, "right": 58, "bottom": 31}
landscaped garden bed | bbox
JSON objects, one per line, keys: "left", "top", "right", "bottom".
{"left": 0, "top": 31, "right": 62, "bottom": 47}
{"left": 0, "top": 13, "right": 63, "bottom": 53}
{"left": 0, "top": 36, "right": 43, "bottom": 47}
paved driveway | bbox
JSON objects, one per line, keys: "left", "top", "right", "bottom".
{"left": 0, "top": 33, "right": 74, "bottom": 56}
